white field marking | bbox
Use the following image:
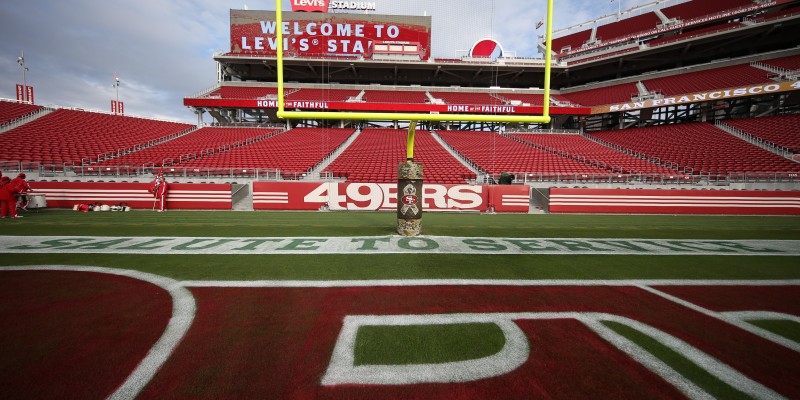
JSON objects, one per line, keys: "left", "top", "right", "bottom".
{"left": 0, "top": 266, "right": 196, "bottom": 400}
{"left": 1, "top": 236, "right": 798, "bottom": 256}
{"left": 594, "top": 314, "right": 787, "bottom": 400}
{"left": 638, "top": 285, "right": 800, "bottom": 353}
{"left": 321, "top": 315, "right": 529, "bottom": 386}
{"left": 722, "top": 311, "right": 800, "bottom": 324}
{"left": 322, "top": 312, "right": 720, "bottom": 399}
{"left": 182, "top": 279, "right": 800, "bottom": 287}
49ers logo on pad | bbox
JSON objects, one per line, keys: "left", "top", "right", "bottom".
{"left": 291, "top": 0, "right": 329, "bottom": 12}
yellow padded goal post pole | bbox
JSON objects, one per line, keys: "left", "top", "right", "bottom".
{"left": 275, "top": 0, "right": 555, "bottom": 124}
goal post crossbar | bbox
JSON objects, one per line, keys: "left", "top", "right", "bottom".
{"left": 274, "top": 0, "right": 555, "bottom": 125}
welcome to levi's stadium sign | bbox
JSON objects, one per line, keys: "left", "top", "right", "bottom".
{"left": 230, "top": 10, "right": 431, "bottom": 58}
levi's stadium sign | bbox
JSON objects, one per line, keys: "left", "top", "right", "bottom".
{"left": 230, "top": 10, "right": 431, "bottom": 59}
{"left": 291, "top": 0, "right": 376, "bottom": 12}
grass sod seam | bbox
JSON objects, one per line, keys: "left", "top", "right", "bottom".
{"left": 602, "top": 321, "right": 754, "bottom": 400}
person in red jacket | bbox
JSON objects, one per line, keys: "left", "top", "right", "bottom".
{"left": 10, "top": 173, "right": 31, "bottom": 211}
{"left": 0, "top": 176, "right": 20, "bottom": 218}
{"left": 155, "top": 176, "right": 169, "bottom": 212}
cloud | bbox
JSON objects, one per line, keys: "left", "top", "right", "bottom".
{"left": 0, "top": 0, "right": 655, "bottom": 123}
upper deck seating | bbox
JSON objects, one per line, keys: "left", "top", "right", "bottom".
{"left": 429, "top": 92, "right": 505, "bottom": 106}
{"left": 496, "top": 93, "right": 573, "bottom": 106}
{"left": 0, "top": 109, "right": 192, "bottom": 165}
{"left": 643, "top": 64, "right": 770, "bottom": 96}
{"left": 647, "top": 22, "right": 744, "bottom": 47}
{"left": 510, "top": 133, "right": 680, "bottom": 175}
{"left": 287, "top": 89, "right": 361, "bottom": 102}
{"left": 0, "top": 100, "right": 42, "bottom": 125}
{"left": 436, "top": 130, "right": 606, "bottom": 176}
{"left": 552, "top": 29, "right": 593, "bottom": 54}
{"left": 560, "top": 82, "right": 640, "bottom": 107}
{"left": 661, "top": 0, "right": 755, "bottom": 21}
{"left": 595, "top": 12, "right": 661, "bottom": 42}
{"left": 589, "top": 122, "right": 800, "bottom": 175}
{"left": 725, "top": 115, "right": 800, "bottom": 153}
{"left": 762, "top": 54, "right": 800, "bottom": 71}
{"left": 207, "top": 86, "right": 279, "bottom": 99}
{"left": 323, "top": 129, "right": 475, "bottom": 183}
{"left": 363, "top": 90, "right": 429, "bottom": 104}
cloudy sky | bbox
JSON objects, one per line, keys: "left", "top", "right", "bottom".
{"left": 0, "top": 0, "right": 661, "bottom": 123}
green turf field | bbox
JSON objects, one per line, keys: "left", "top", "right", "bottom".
{"left": 2, "top": 209, "right": 799, "bottom": 398}
{"left": 1, "top": 210, "right": 797, "bottom": 281}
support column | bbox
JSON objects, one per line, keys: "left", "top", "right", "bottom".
{"left": 397, "top": 120, "right": 422, "bottom": 236}
{"left": 397, "top": 161, "right": 423, "bottom": 236}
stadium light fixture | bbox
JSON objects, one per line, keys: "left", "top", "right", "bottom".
{"left": 16, "top": 51, "right": 29, "bottom": 103}
{"left": 113, "top": 72, "right": 120, "bottom": 106}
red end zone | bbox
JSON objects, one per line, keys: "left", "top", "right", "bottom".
{"left": 2, "top": 270, "right": 798, "bottom": 399}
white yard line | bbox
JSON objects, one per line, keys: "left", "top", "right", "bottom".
{"left": 0, "top": 266, "right": 196, "bottom": 400}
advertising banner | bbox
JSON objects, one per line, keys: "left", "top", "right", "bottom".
{"left": 253, "top": 181, "right": 489, "bottom": 212}
{"left": 591, "top": 81, "right": 800, "bottom": 114}
{"left": 253, "top": 181, "right": 531, "bottom": 213}
{"left": 29, "top": 182, "right": 232, "bottom": 210}
{"left": 26, "top": 86, "right": 34, "bottom": 105}
{"left": 230, "top": 10, "right": 432, "bottom": 59}
{"left": 183, "top": 97, "right": 592, "bottom": 116}
{"left": 16, "top": 84, "right": 24, "bottom": 102}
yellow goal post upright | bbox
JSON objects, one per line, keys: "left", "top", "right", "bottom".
{"left": 274, "top": 0, "right": 556, "bottom": 153}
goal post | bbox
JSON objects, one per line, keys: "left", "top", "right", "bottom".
{"left": 274, "top": 0, "right": 555, "bottom": 125}
{"left": 272, "top": 0, "right": 556, "bottom": 235}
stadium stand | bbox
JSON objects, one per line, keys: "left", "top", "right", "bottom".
{"left": 589, "top": 123, "right": 800, "bottom": 175}
{"left": 509, "top": 133, "right": 680, "bottom": 175}
{"left": 0, "top": 109, "right": 192, "bottom": 166}
{"left": 0, "top": 100, "right": 42, "bottom": 125}
{"left": 552, "top": 29, "right": 593, "bottom": 54}
{"left": 594, "top": 12, "right": 661, "bottom": 42}
{"left": 560, "top": 82, "right": 640, "bottom": 107}
{"left": 761, "top": 54, "right": 800, "bottom": 71}
{"left": 495, "top": 93, "right": 571, "bottom": 107}
{"left": 287, "top": 89, "right": 361, "bottom": 102}
{"left": 94, "top": 127, "right": 281, "bottom": 168}
{"left": 436, "top": 130, "right": 607, "bottom": 177}
{"left": 429, "top": 92, "right": 506, "bottom": 106}
{"left": 643, "top": 64, "right": 771, "bottom": 96}
{"left": 660, "top": 0, "right": 754, "bottom": 21}
{"left": 323, "top": 129, "right": 475, "bottom": 183}
{"left": 647, "top": 22, "right": 745, "bottom": 47}
{"left": 180, "top": 127, "right": 354, "bottom": 177}
{"left": 363, "top": 90, "right": 429, "bottom": 104}
{"left": 724, "top": 115, "right": 800, "bottom": 154}
{"left": 208, "top": 86, "right": 279, "bottom": 99}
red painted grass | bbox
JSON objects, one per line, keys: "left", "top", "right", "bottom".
{"left": 142, "top": 285, "right": 800, "bottom": 399}
{"left": 0, "top": 271, "right": 172, "bottom": 400}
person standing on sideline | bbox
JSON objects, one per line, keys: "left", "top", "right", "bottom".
{"left": 10, "top": 173, "right": 31, "bottom": 211}
{"left": 0, "top": 176, "right": 21, "bottom": 218}
{"left": 155, "top": 175, "right": 169, "bottom": 212}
